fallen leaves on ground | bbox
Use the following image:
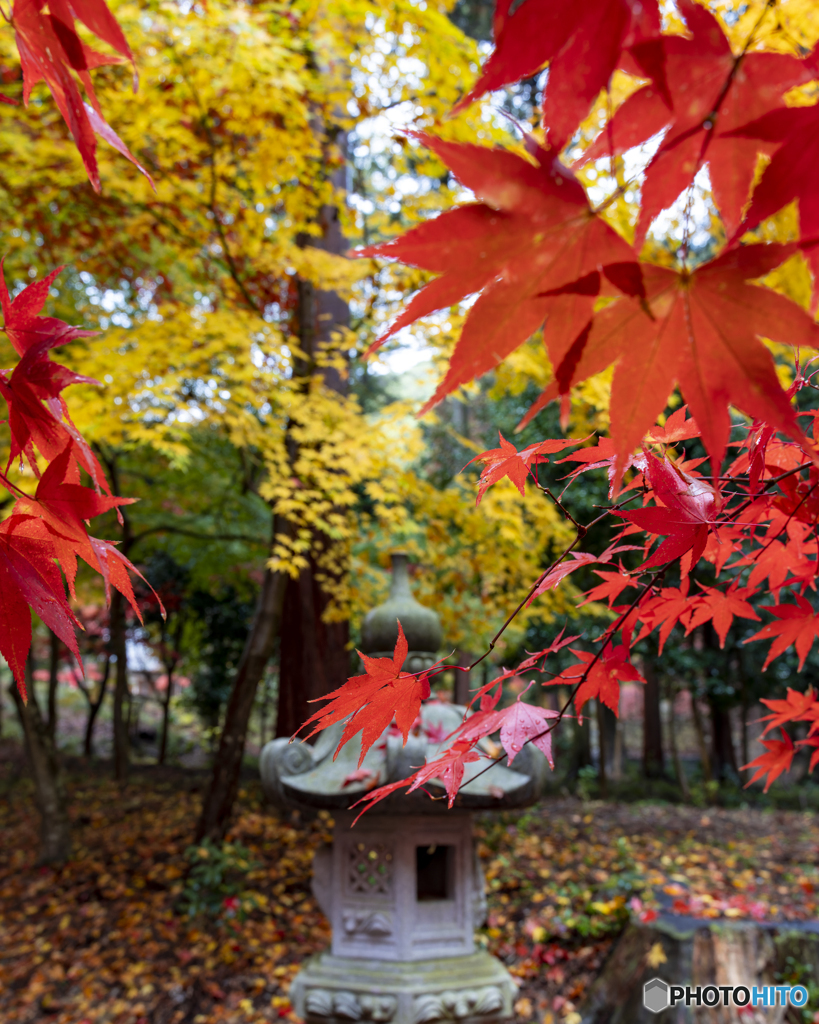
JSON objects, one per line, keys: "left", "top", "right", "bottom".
{"left": 0, "top": 757, "right": 332, "bottom": 1024}
{"left": 474, "top": 800, "right": 819, "bottom": 1021}
{"left": 1, "top": 756, "right": 818, "bottom": 1024}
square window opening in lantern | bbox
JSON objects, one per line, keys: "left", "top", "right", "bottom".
{"left": 416, "top": 844, "right": 454, "bottom": 901}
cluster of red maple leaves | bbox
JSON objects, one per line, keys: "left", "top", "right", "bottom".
{"left": 0, "top": 0, "right": 158, "bottom": 699}
{"left": 0, "top": 268, "right": 151, "bottom": 700}
{"left": 304, "top": 0, "right": 819, "bottom": 802}
{"left": 304, "top": 402, "right": 819, "bottom": 809}
{"left": 9, "top": 0, "right": 150, "bottom": 190}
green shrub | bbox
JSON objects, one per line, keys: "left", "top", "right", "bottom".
{"left": 178, "top": 838, "right": 262, "bottom": 920}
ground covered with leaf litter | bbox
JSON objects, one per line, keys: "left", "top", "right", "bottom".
{"left": 1, "top": 760, "right": 818, "bottom": 1024}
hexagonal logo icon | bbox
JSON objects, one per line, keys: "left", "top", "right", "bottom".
{"left": 643, "top": 977, "right": 670, "bottom": 1014}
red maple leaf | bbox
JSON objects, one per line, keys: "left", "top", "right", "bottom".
{"left": 725, "top": 418, "right": 810, "bottom": 495}
{"left": 528, "top": 542, "right": 638, "bottom": 604}
{"left": 544, "top": 245, "right": 819, "bottom": 483}
{"left": 647, "top": 406, "right": 700, "bottom": 445}
{"left": 633, "top": 577, "right": 697, "bottom": 654}
{"left": 341, "top": 768, "right": 380, "bottom": 791}
{"left": 14, "top": 442, "right": 134, "bottom": 594}
{"left": 729, "top": 422, "right": 777, "bottom": 493}
{"left": 0, "top": 264, "right": 67, "bottom": 355}
{"left": 772, "top": 474, "right": 819, "bottom": 530}
{"left": 745, "top": 595, "right": 819, "bottom": 671}
{"left": 579, "top": 567, "right": 635, "bottom": 608}
{"left": 0, "top": 514, "right": 81, "bottom": 696}
{"left": 579, "top": 0, "right": 811, "bottom": 244}
{"left": 615, "top": 453, "right": 716, "bottom": 570}
{"left": 494, "top": 698, "right": 559, "bottom": 768}
{"left": 526, "top": 553, "right": 598, "bottom": 606}
{"left": 552, "top": 435, "right": 644, "bottom": 499}
{"left": 356, "top": 133, "right": 634, "bottom": 413}
{"left": 297, "top": 622, "right": 430, "bottom": 765}
{"left": 11, "top": 0, "right": 152, "bottom": 191}
{"left": 742, "top": 730, "right": 795, "bottom": 792}
{"left": 0, "top": 267, "right": 111, "bottom": 490}
{"left": 454, "top": 690, "right": 559, "bottom": 768}
{"left": 0, "top": 352, "right": 92, "bottom": 475}
{"left": 758, "top": 687, "right": 818, "bottom": 737}
{"left": 350, "top": 733, "right": 490, "bottom": 816}
{"left": 551, "top": 643, "right": 645, "bottom": 714}
{"left": 88, "top": 536, "right": 159, "bottom": 623}
{"left": 454, "top": 0, "right": 663, "bottom": 153}
{"left": 727, "top": 103, "right": 819, "bottom": 285}
{"left": 700, "top": 523, "right": 743, "bottom": 576}
{"left": 467, "top": 432, "right": 580, "bottom": 504}
{"left": 735, "top": 539, "right": 799, "bottom": 598}
{"left": 453, "top": 687, "right": 503, "bottom": 740}
{"left": 407, "top": 738, "right": 485, "bottom": 808}
{"left": 685, "top": 583, "right": 759, "bottom": 649}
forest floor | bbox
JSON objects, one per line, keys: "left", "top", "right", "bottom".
{"left": 1, "top": 746, "right": 819, "bottom": 1024}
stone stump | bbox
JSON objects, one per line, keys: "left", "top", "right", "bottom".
{"left": 580, "top": 915, "right": 819, "bottom": 1024}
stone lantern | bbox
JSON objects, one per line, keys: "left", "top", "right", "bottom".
{"left": 261, "top": 553, "right": 549, "bottom": 1024}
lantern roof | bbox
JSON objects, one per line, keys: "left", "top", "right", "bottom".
{"left": 360, "top": 552, "right": 442, "bottom": 658}
{"left": 261, "top": 701, "right": 550, "bottom": 814}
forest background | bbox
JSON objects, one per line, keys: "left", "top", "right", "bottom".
{"left": 4, "top": 0, "right": 819, "bottom": 863}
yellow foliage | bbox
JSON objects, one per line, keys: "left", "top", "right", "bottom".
{"left": 707, "top": 0, "right": 819, "bottom": 57}
{"left": 0, "top": 0, "right": 481, "bottom": 569}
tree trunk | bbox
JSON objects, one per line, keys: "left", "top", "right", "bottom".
{"left": 596, "top": 700, "right": 609, "bottom": 797}
{"left": 709, "top": 699, "right": 738, "bottom": 782}
{"left": 110, "top": 589, "right": 130, "bottom": 782}
{"left": 453, "top": 650, "right": 473, "bottom": 706}
{"left": 95, "top": 450, "right": 133, "bottom": 781}
{"left": 275, "top": 548, "right": 350, "bottom": 738}
{"left": 196, "top": 546, "right": 289, "bottom": 843}
{"left": 259, "top": 669, "right": 273, "bottom": 750}
{"left": 158, "top": 648, "right": 178, "bottom": 766}
{"left": 612, "top": 717, "right": 623, "bottom": 780}
{"left": 667, "top": 688, "right": 691, "bottom": 803}
{"left": 738, "top": 656, "right": 750, "bottom": 769}
{"left": 643, "top": 659, "right": 665, "bottom": 779}
{"left": 47, "top": 631, "right": 60, "bottom": 743}
{"left": 198, "top": 131, "right": 349, "bottom": 836}
{"left": 158, "top": 671, "right": 173, "bottom": 765}
{"left": 598, "top": 701, "right": 617, "bottom": 775}
{"left": 10, "top": 674, "right": 71, "bottom": 865}
{"left": 691, "top": 692, "right": 713, "bottom": 783}
{"left": 570, "top": 705, "right": 592, "bottom": 778}
{"left": 275, "top": 187, "right": 351, "bottom": 740}
{"left": 81, "top": 655, "right": 110, "bottom": 758}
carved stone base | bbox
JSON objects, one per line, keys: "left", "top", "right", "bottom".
{"left": 291, "top": 951, "right": 515, "bottom": 1024}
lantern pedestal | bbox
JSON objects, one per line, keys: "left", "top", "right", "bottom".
{"left": 291, "top": 950, "right": 514, "bottom": 1024}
